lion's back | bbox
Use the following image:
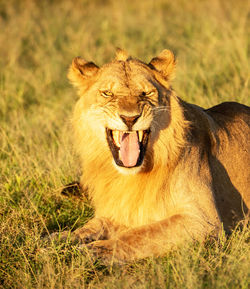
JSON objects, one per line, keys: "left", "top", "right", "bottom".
{"left": 206, "top": 102, "right": 250, "bottom": 125}
{"left": 206, "top": 102, "right": 250, "bottom": 226}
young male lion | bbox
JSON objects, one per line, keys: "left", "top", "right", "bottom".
{"left": 63, "top": 49, "right": 249, "bottom": 262}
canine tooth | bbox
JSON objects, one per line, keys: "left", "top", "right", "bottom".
{"left": 138, "top": 130, "right": 143, "bottom": 142}
{"left": 113, "top": 130, "right": 120, "bottom": 147}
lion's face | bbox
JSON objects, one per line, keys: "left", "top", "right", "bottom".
{"left": 69, "top": 49, "right": 176, "bottom": 173}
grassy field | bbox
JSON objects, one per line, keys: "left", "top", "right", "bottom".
{"left": 0, "top": 0, "right": 249, "bottom": 288}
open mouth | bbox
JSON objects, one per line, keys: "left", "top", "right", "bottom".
{"left": 106, "top": 128, "right": 150, "bottom": 168}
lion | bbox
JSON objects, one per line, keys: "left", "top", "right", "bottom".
{"left": 60, "top": 49, "right": 249, "bottom": 262}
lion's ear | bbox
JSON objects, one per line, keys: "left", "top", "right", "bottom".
{"left": 115, "top": 48, "right": 129, "bottom": 61}
{"left": 148, "top": 49, "right": 176, "bottom": 80}
{"left": 68, "top": 57, "right": 99, "bottom": 89}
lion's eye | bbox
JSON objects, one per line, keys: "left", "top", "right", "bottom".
{"left": 100, "top": 90, "right": 113, "bottom": 98}
{"left": 142, "top": 91, "right": 155, "bottom": 97}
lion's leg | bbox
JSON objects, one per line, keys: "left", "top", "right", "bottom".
{"left": 48, "top": 217, "right": 125, "bottom": 245}
{"left": 69, "top": 217, "right": 124, "bottom": 244}
{"left": 87, "top": 214, "right": 218, "bottom": 262}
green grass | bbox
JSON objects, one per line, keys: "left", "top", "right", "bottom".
{"left": 0, "top": 0, "right": 249, "bottom": 288}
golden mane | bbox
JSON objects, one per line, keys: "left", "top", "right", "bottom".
{"left": 73, "top": 92, "right": 189, "bottom": 227}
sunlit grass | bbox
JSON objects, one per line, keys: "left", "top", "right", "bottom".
{"left": 0, "top": 0, "right": 249, "bottom": 288}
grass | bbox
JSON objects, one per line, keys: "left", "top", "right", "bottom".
{"left": 0, "top": 0, "right": 249, "bottom": 288}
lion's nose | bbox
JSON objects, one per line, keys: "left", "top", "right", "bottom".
{"left": 120, "top": 114, "right": 141, "bottom": 130}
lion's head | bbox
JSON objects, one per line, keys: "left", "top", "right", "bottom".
{"left": 68, "top": 49, "right": 186, "bottom": 175}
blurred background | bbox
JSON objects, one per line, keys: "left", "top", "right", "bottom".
{"left": 0, "top": 1, "right": 249, "bottom": 287}
{"left": 0, "top": 0, "right": 249, "bottom": 113}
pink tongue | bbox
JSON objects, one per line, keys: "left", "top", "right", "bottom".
{"left": 120, "top": 132, "right": 140, "bottom": 167}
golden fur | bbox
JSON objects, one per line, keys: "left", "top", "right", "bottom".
{"left": 64, "top": 49, "right": 250, "bottom": 262}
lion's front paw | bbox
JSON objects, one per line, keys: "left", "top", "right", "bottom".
{"left": 85, "top": 240, "right": 116, "bottom": 263}
{"left": 44, "top": 230, "right": 97, "bottom": 247}
{"left": 85, "top": 239, "right": 133, "bottom": 264}
{"left": 74, "top": 231, "right": 99, "bottom": 244}
{"left": 70, "top": 227, "right": 105, "bottom": 244}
